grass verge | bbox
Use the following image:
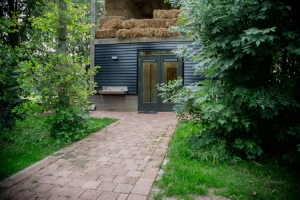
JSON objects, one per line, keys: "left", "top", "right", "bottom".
{"left": 155, "top": 121, "right": 300, "bottom": 200}
{"left": 0, "top": 115, "right": 116, "bottom": 180}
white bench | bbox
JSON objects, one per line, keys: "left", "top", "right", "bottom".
{"left": 98, "top": 86, "right": 128, "bottom": 101}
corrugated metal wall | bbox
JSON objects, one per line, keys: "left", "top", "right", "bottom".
{"left": 94, "top": 41, "right": 203, "bottom": 94}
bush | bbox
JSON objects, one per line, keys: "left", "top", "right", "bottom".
{"left": 162, "top": 0, "right": 300, "bottom": 162}
{"left": 0, "top": 20, "right": 25, "bottom": 130}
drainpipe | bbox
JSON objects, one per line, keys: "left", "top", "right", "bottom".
{"left": 90, "top": 0, "right": 97, "bottom": 85}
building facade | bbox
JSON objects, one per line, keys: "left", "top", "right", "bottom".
{"left": 90, "top": 0, "right": 202, "bottom": 112}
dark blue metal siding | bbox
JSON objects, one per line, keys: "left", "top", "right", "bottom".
{"left": 183, "top": 59, "right": 204, "bottom": 86}
{"left": 95, "top": 41, "right": 203, "bottom": 94}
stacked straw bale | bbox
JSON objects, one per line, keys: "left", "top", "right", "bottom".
{"left": 122, "top": 19, "right": 177, "bottom": 29}
{"left": 98, "top": 16, "right": 126, "bottom": 30}
{"left": 158, "top": 19, "right": 177, "bottom": 28}
{"left": 122, "top": 19, "right": 137, "bottom": 29}
{"left": 116, "top": 29, "right": 131, "bottom": 38}
{"left": 102, "top": 19, "right": 123, "bottom": 30}
{"left": 143, "top": 28, "right": 156, "bottom": 37}
{"left": 130, "top": 28, "right": 156, "bottom": 38}
{"left": 153, "top": 9, "right": 181, "bottom": 19}
{"left": 96, "top": 29, "right": 118, "bottom": 39}
{"left": 116, "top": 28, "right": 178, "bottom": 39}
{"left": 154, "top": 28, "right": 175, "bottom": 37}
{"left": 96, "top": 9, "right": 180, "bottom": 39}
{"left": 96, "top": 18, "right": 124, "bottom": 39}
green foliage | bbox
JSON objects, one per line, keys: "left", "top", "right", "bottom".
{"left": 18, "top": 54, "right": 98, "bottom": 143}
{"left": 15, "top": 0, "right": 100, "bottom": 142}
{"left": 47, "top": 108, "right": 86, "bottom": 144}
{"left": 0, "top": 113, "right": 117, "bottom": 180}
{"left": 162, "top": 0, "right": 300, "bottom": 162}
{"left": 166, "top": 121, "right": 228, "bottom": 163}
{"left": 19, "top": 55, "right": 97, "bottom": 112}
{"left": 155, "top": 122, "right": 300, "bottom": 200}
{"left": 0, "top": 0, "right": 56, "bottom": 129}
{"left": 0, "top": 0, "right": 104, "bottom": 131}
{"left": 0, "top": 143, "right": 58, "bottom": 181}
{"left": 0, "top": 18, "right": 26, "bottom": 129}
{"left": 0, "top": 114, "right": 50, "bottom": 146}
{"left": 158, "top": 78, "right": 203, "bottom": 121}
{"left": 12, "top": 99, "right": 44, "bottom": 116}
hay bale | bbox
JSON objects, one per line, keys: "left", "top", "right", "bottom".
{"left": 95, "top": 29, "right": 117, "bottom": 39}
{"left": 116, "top": 29, "right": 131, "bottom": 38}
{"left": 153, "top": 9, "right": 181, "bottom": 19}
{"left": 122, "top": 19, "right": 177, "bottom": 29}
{"left": 142, "top": 28, "right": 155, "bottom": 37}
{"left": 160, "top": 19, "right": 178, "bottom": 28}
{"left": 143, "top": 19, "right": 177, "bottom": 28}
{"left": 134, "top": 19, "right": 146, "bottom": 28}
{"left": 98, "top": 16, "right": 126, "bottom": 30}
{"left": 154, "top": 28, "right": 172, "bottom": 37}
{"left": 144, "top": 19, "right": 161, "bottom": 28}
{"left": 122, "top": 19, "right": 136, "bottom": 29}
{"left": 102, "top": 19, "right": 123, "bottom": 30}
{"left": 116, "top": 28, "right": 179, "bottom": 39}
{"left": 171, "top": 31, "right": 180, "bottom": 36}
{"left": 122, "top": 19, "right": 146, "bottom": 29}
{"left": 129, "top": 28, "right": 155, "bottom": 38}
{"left": 130, "top": 28, "right": 143, "bottom": 38}
{"left": 115, "top": 27, "right": 179, "bottom": 39}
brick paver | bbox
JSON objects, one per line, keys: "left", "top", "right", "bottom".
{"left": 0, "top": 111, "right": 177, "bottom": 199}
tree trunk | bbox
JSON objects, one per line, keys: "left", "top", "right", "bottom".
{"left": 57, "top": 0, "right": 68, "bottom": 108}
{"left": 58, "top": 0, "right": 67, "bottom": 57}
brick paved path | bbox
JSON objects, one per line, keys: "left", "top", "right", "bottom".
{"left": 0, "top": 111, "right": 177, "bottom": 200}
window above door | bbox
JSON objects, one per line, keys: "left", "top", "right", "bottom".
{"left": 139, "top": 50, "right": 174, "bottom": 56}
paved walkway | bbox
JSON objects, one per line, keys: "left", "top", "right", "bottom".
{"left": 0, "top": 111, "right": 177, "bottom": 200}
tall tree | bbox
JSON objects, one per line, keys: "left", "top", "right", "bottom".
{"left": 1, "top": 0, "right": 104, "bottom": 131}
{"left": 0, "top": 0, "right": 44, "bottom": 129}
{"left": 18, "top": 0, "right": 100, "bottom": 142}
{"left": 58, "top": 0, "right": 67, "bottom": 57}
{"left": 57, "top": 0, "right": 68, "bottom": 109}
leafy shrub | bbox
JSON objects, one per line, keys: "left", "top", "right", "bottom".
{"left": 13, "top": 0, "right": 99, "bottom": 142}
{"left": 158, "top": 78, "right": 203, "bottom": 121}
{"left": 162, "top": 0, "right": 300, "bottom": 162}
{"left": 0, "top": 18, "right": 26, "bottom": 130}
{"left": 0, "top": 114, "right": 50, "bottom": 145}
{"left": 47, "top": 108, "right": 86, "bottom": 144}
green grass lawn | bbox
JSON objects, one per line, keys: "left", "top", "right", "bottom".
{"left": 0, "top": 115, "right": 117, "bottom": 180}
{"left": 155, "top": 122, "right": 300, "bottom": 200}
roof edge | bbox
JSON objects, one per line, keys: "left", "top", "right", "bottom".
{"left": 94, "top": 36, "right": 190, "bottom": 45}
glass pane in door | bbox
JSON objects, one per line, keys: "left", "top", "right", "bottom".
{"left": 163, "top": 61, "right": 178, "bottom": 84}
{"left": 162, "top": 60, "right": 178, "bottom": 104}
{"left": 143, "top": 62, "right": 157, "bottom": 103}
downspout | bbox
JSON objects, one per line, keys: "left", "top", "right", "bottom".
{"left": 90, "top": 0, "right": 97, "bottom": 85}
